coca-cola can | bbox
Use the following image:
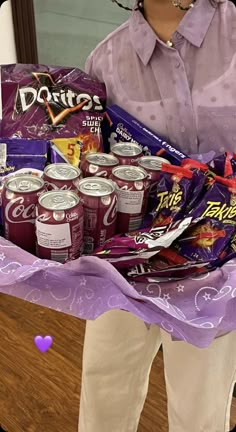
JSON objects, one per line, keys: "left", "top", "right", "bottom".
{"left": 80, "top": 152, "right": 119, "bottom": 178}
{"left": 138, "top": 156, "right": 171, "bottom": 210}
{"left": 110, "top": 142, "right": 143, "bottom": 165}
{"left": 43, "top": 163, "right": 81, "bottom": 192}
{"left": 36, "top": 190, "right": 84, "bottom": 263}
{"left": 2, "top": 175, "right": 45, "bottom": 254}
{"left": 77, "top": 177, "right": 117, "bottom": 254}
{"left": 110, "top": 165, "right": 149, "bottom": 233}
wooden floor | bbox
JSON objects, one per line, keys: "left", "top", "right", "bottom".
{"left": 0, "top": 294, "right": 235, "bottom": 432}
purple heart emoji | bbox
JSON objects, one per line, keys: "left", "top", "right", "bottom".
{"left": 34, "top": 335, "right": 53, "bottom": 353}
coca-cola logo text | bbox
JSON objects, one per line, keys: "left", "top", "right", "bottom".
{"left": 103, "top": 195, "right": 117, "bottom": 226}
{"left": 5, "top": 197, "right": 36, "bottom": 224}
{"left": 119, "top": 185, "right": 133, "bottom": 191}
{"left": 94, "top": 170, "right": 108, "bottom": 178}
{"left": 37, "top": 214, "right": 51, "bottom": 222}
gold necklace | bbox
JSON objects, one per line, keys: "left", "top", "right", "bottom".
{"left": 172, "top": 0, "right": 195, "bottom": 11}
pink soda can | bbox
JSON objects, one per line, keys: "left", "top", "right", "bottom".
{"left": 36, "top": 190, "right": 84, "bottom": 263}
{"left": 138, "top": 156, "right": 171, "bottom": 209}
{"left": 2, "top": 175, "right": 45, "bottom": 254}
{"left": 110, "top": 165, "right": 150, "bottom": 233}
{"left": 43, "top": 163, "right": 81, "bottom": 192}
{"left": 77, "top": 177, "right": 117, "bottom": 254}
{"left": 110, "top": 142, "right": 143, "bottom": 165}
{"left": 80, "top": 152, "right": 119, "bottom": 178}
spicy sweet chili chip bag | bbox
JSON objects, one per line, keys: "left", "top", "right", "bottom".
{"left": 151, "top": 164, "right": 193, "bottom": 227}
{"left": 0, "top": 64, "right": 106, "bottom": 166}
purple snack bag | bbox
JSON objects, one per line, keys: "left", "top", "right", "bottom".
{"left": 231, "top": 154, "right": 236, "bottom": 175}
{"left": 0, "top": 64, "right": 106, "bottom": 165}
{"left": 94, "top": 225, "right": 169, "bottom": 254}
{"left": 175, "top": 218, "right": 235, "bottom": 262}
{"left": 209, "top": 230, "right": 236, "bottom": 269}
{"left": 94, "top": 217, "right": 193, "bottom": 269}
{"left": 49, "top": 143, "right": 69, "bottom": 164}
{"left": 178, "top": 176, "right": 236, "bottom": 262}
{"left": 209, "top": 152, "right": 233, "bottom": 178}
{"left": 126, "top": 259, "right": 208, "bottom": 282}
{"left": 0, "top": 137, "right": 48, "bottom": 227}
{"left": 190, "top": 175, "right": 236, "bottom": 222}
{"left": 186, "top": 169, "right": 206, "bottom": 212}
{"left": 181, "top": 159, "right": 209, "bottom": 211}
{"left": 151, "top": 164, "right": 193, "bottom": 228}
{"left": 0, "top": 138, "right": 49, "bottom": 176}
{"left": 102, "top": 105, "right": 189, "bottom": 165}
{"left": 125, "top": 244, "right": 209, "bottom": 281}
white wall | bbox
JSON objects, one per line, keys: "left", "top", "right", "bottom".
{"left": 0, "top": 0, "right": 17, "bottom": 65}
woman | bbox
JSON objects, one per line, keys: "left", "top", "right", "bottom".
{"left": 79, "top": 0, "right": 236, "bottom": 431}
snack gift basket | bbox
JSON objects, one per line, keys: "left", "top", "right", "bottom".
{"left": 0, "top": 64, "right": 236, "bottom": 349}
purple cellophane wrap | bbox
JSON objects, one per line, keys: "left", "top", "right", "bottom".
{"left": 0, "top": 235, "right": 236, "bottom": 348}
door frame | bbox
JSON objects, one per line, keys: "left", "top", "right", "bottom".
{"left": 11, "top": 0, "right": 38, "bottom": 63}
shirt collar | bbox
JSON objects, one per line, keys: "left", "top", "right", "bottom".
{"left": 177, "top": 0, "right": 226, "bottom": 48}
{"left": 129, "top": 10, "right": 157, "bottom": 66}
{"left": 129, "top": 0, "right": 227, "bottom": 66}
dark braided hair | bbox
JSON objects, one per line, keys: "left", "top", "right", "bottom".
{"left": 112, "top": 0, "right": 236, "bottom": 10}
{"left": 111, "top": 0, "right": 140, "bottom": 11}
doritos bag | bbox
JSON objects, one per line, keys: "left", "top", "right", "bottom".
{"left": 0, "top": 64, "right": 106, "bottom": 166}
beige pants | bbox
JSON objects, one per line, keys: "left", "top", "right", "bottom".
{"left": 79, "top": 310, "right": 236, "bottom": 432}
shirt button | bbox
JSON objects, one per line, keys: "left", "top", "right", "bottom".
{"left": 175, "top": 33, "right": 183, "bottom": 41}
{"left": 175, "top": 62, "right": 181, "bottom": 68}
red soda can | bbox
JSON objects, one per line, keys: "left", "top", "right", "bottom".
{"left": 2, "top": 175, "right": 45, "bottom": 254}
{"left": 77, "top": 177, "right": 117, "bottom": 254}
{"left": 43, "top": 163, "right": 81, "bottom": 192}
{"left": 80, "top": 153, "right": 119, "bottom": 178}
{"left": 36, "top": 190, "right": 84, "bottom": 263}
{"left": 111, "top": 142, "right": 143, "bottom": 165}
{"left": 138, "top": 156, "right": 171, "bottom": 210}
{"left": 110, "top": 165, "right": 149, "bottom": 233}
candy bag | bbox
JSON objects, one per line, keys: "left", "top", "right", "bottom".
{"left": 0, "top": 138, "right": 48, "bottom": 228}
{"left": 0, "top": 138, "right": 49, "bottom": 177}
